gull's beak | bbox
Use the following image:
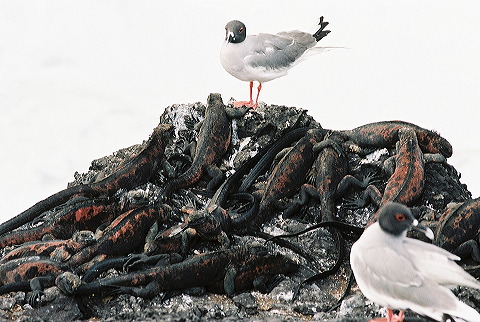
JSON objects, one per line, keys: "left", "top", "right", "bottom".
{"left": 226, "top": 31, "right": 235, "bottom": 43}
{"left": 411, "top": 219, "right": 435, "bottom": 240}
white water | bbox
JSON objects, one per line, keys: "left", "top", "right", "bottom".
{"left": 1, "top": 1, "right": 479, "bottom": 222}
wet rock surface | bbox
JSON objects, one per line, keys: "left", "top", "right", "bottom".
{"left": 1, "top": 98, "right": 479, "bottom": 321}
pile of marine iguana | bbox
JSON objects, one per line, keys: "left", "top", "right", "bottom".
{"left": 0, "top": 93, "right": 479, "bottom": 321}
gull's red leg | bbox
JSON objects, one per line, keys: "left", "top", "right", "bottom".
{"left": 249, "top": 81, "right": 254, "bottom": 102}
{"left": 252, "top": 82, "right": 262, "bottom": 109}
{"left": 392, "top": 310, "right": 404, "bottom": 322}
{"left": 233, "top": 81, "right": 255, "bottom": 108}
{"left": 385, "top": 308, "right": 404, "bottom": 322}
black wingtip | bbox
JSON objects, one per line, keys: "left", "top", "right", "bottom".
{"left": 313, "top": 16, "right": 331, "bottom": 42}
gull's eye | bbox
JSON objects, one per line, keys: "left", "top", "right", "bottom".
{"left": 239, "top": 27, "right": 244, "bottom": 33}
{"left": 395, "top": 214, "right": 406, "bottom": 222}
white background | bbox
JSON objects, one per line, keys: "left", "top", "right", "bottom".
{"left": 1, "top": 1, "right": 479, "bottom": 223}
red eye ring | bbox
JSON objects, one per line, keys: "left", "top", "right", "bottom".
{"left": 395, "top": 214, "right": 406, "bottom": 221}
{"left": 239, "top": 27, "right": 244, "bottom": 33}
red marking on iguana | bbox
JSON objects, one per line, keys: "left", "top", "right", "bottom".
{"left": 249, "top": 129, "right": 327, "bottom": 228}
{"left": 348, "top": 128, "right": 445, "bottom": 225}
{"left": 163, "top": 94, "right": 239, "bottom": 197}
{"left": 435, "top": 197, "right": 480, "bottom": 261}
{"left": 339, "top": 120, "right": 452, "bottom": 157}
{"left": 68, "top": 205, "right": 171, "bottom": 273}
{"left": 0, "top": 198, "right": 118, "bottom": 248}
{"left": 0, "top": 231, "right": 94, "bottom": 264}
{"left": 0, "top": 256, "right": 69, "bottom": 306}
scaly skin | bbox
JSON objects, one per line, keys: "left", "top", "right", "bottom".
{"left": 313, "top": 142, "right": 349, "bottom": 221}
{"left": 339, "top": 120, "right": 452, "bottom": 157}
{"left": 163, "top": 93, "right": 245, "bottom": 197}
{"left": 249, "top": 129, "right": 327, "bottom": 228}
{"left": 0, "top": 197, "right": 118, "bottom": 248}
{"left": 379, "top": 128, "right": 426, "bottom": 206}
{"left": 0, "top": 123, "right": 173, "bottom": 236}
{"left": 350, "top": 128, "right": 435, "bottom": 225}
{"left": 0, "top": 231, "right": 94, "bottom": 264}
{"left": 61, "top": 244, "right": 298, "bottom": 298}
{"left": 239, "top": 127, "right": 312, "bottom": 192}
{"left": 435, "top": 197, "right": 480, "bottom": 261}
{"left": 286, "top": 135, "right": 373, "bottom": 222}
{"left": 82, "top": 253, "right": 183, "bottom": 283}
{"left": 0, "top": 256, "right": 67, "bottom": 287}
{"left": 144, "top": 197, "right": 239, "bottom": 256}
{"left": 0, "top": 256, "right": 68, "bottom": 306}
{"left": 68, "top": 205, "right": 171, "bottom": 273}
{"left": 144, "top": 223, "right": 188, "bottom": 255}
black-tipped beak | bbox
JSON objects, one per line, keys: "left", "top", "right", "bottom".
{"left": 411, "top": 219, "right": 434, "bottom": 240}
{"left": 226, "top": 31, "right": 235, "bottom": 43}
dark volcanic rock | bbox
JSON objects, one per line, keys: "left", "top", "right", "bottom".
{"left": 1, "top": 96, "right": 479, "bottom": 321}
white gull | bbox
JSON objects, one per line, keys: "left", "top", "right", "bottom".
{"left": 350, "top": 202, "right": 480, "bottom": 322}
{"left": 220, "top": 17, "right": 330, "bottom": 108}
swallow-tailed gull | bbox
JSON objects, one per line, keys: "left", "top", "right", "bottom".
{"left": 220, "top": 17, "right": 330, "bottom": 108}
{"left": 350, "top": 202, "right": 480, "bottom": 322}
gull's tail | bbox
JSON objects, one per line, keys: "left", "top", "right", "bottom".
{"left": 312, "top": 16, "right": 330, "bottom": 42}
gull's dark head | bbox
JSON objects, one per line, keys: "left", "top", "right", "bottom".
{"left": 377, "top": 202, "right": 434, "bottom": 239}
{"left": 225, "top": 20, "right": 246, "bottom": 44}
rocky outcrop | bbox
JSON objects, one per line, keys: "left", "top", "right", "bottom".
{"left": 1, "top": 97, "right": 478, "bottom": 321}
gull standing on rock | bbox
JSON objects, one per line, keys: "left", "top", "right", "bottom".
{"left": 350, "top": 202, "right": 480, "bottom": 322}
{"left": 220, "top": 17, "right": 330, "bottom": 108}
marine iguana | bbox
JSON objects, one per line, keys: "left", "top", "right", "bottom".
{"left": 0, "top": 197, "right": 118, "bottom": 248}
{"left": 338, "top": 120, "right": 452, "bottom": 158}
{"left": 80, "top": 252, "right": 183, "bottom": 283}
{"left": 435, "top": 197, "right": 480, "bottom": 262}
{"left": 0, "top": 256, "right": 68, "bottom": 307}
{"left": 58, "top": 244, "right": 298, "bottom": 299}
{"left": 345, "top": 127, "right": 446, "bottom": 225}
{"left": 162, "top": 93, "right": 249, "bottom": 198}
{"left": 238, "top": 127, "right": 312, "bottom": 192}
{"left": 284, "top": 132, "right": 379, "bottom": 222}
{"left": 67, "top": 205, "right": 171, "bottom": 273}
{"left": 248, "top": 128, "right": 328, "bottom": 228}
{"left": 0, "top": 230, "right": 95, "bottom": 264}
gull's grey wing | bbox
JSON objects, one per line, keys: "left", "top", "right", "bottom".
{"left": 405, "top": 238, "right": 480, "bottom": 289}
{"left": 277, "top": 30, "right": 317, "bottom": 47}
{"left": 352, "top": 244, "right": 424, "bottom": 291}
{"left": 244, "top": 31, "right": 316, "bottom": 71}
{"left": 353, "top": 244, "right": 478, "bottom": 320}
